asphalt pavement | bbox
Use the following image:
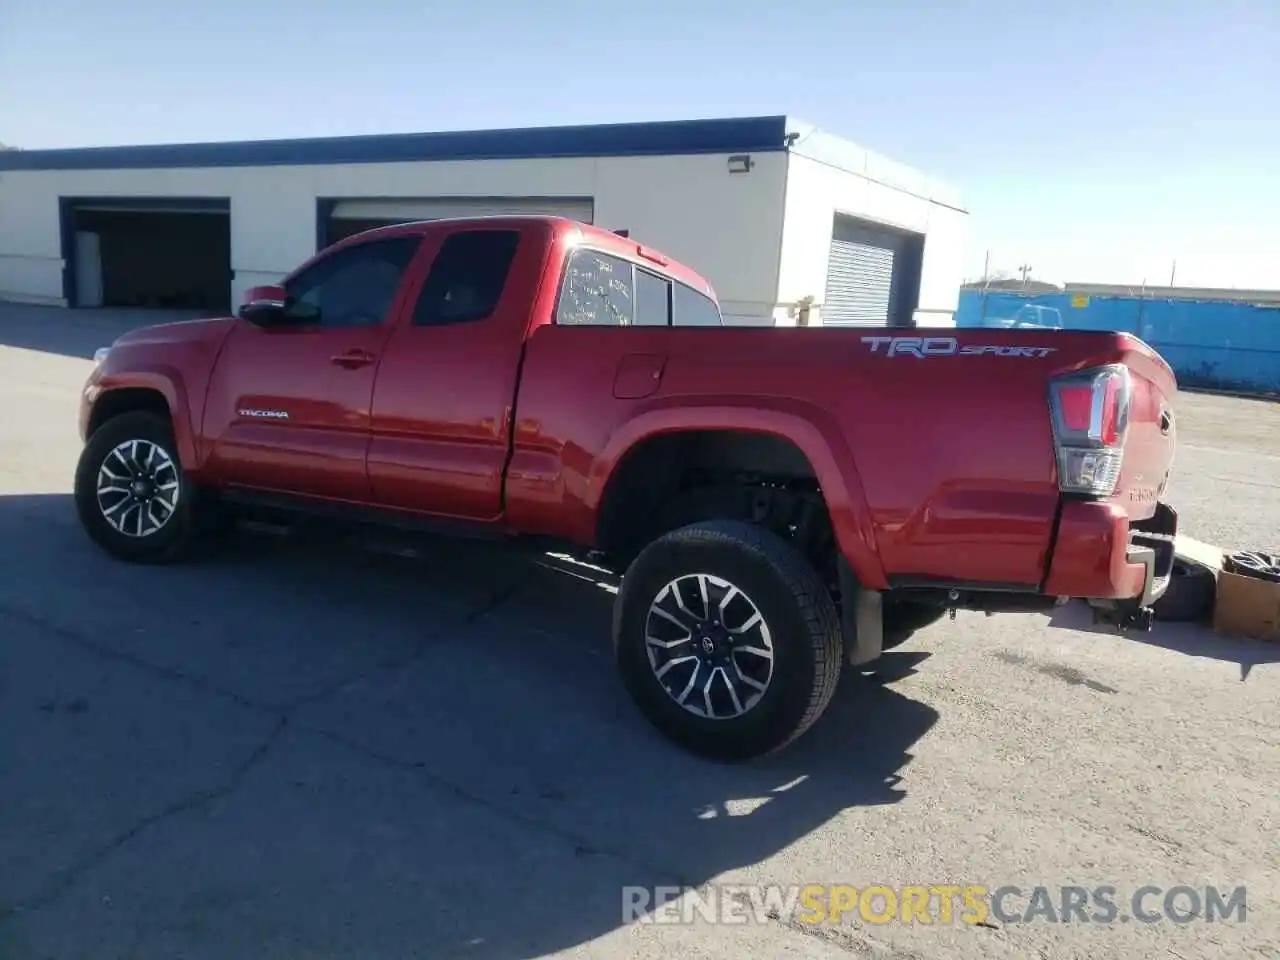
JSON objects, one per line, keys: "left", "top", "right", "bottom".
{"left": 1, "top": 304, "right": 1277, "bottom": 959}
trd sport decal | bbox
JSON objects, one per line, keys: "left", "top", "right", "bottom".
{"left": 237, "top": 408, "right": 290, "bottom": 419}
{"left": 861, "top": 336, "right": 1057, "bottom": 359}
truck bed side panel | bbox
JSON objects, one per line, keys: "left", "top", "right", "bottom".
{"left": 507, "top": 325, "right": 1176, "bottom": 591}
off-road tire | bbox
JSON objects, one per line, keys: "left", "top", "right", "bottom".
{"left": 613, "top": 519, "right": 842, "bottom": 762}
{"left": 74, "top": 411, "right": 208, "bottom": 564}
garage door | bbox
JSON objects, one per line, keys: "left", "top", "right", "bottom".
{"left": 330, "top": 197, "right": 593, "bottom": 223}
{"left": 62, "top": 197, "right": 231, "bottom": 311}
{"left": 821, "top": 216, "right": 922, "bottom": 327}
{"left": 326, "top": 197, "right": 594, "bottom": 246}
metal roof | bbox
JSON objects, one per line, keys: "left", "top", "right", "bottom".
{"left": 0, "top": 116, "right": 791, "bottom": 172}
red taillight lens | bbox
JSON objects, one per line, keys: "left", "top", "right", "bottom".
{"left": 1055, "top": 384, "right": 1094, "bottom": 434}
{"left": 1049, "top": 365, "right": 1131, "bottom": 496}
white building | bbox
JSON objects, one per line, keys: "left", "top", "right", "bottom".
{"left": 0, "top": 116, "right": 968, "bottom": 327}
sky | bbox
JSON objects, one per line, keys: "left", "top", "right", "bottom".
{"left": 2, "top": 0, "right": 1277, "bottom": 289}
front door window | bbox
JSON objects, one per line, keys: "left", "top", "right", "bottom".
{"left": 284, "top": 237, "right": 421, "bottom": 327}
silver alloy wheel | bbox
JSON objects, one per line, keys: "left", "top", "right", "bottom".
{"left": 95, "top": 439, "right": 181, "bottom": 538}
{"left": 645, "top": 573, "right": 776, "bottom": 719}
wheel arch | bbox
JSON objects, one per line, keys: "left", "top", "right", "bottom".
{"left": 589, "top": 403, "right": 886, "bottom": 590}
{"left": 86, "top": 371, "right": 199, "bottom": 470}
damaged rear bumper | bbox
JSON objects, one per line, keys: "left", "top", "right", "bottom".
{"left": 1044, "top": 501, "right": 1178, "bottom": 629}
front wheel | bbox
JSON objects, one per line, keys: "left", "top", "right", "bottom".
{"left": 613, "top": 519, "right": 842, "bottom": 761}
{"left": 74, "top": 411, "right": 205, "bottom": 563}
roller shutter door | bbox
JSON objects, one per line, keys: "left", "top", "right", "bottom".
{"left": 330, "top": 197, "right": 594, "bottom": 223}
{"left": 65, "top": 197, "right": 232, "bottom": 311}
{"left": 822, "top": 219, "right": 899, "bottom": 327}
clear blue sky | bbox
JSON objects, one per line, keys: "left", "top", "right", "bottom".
{"left": 2, "top": 0, "right": 1277, "bottom": 288}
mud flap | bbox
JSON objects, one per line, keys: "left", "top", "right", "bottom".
{"left": 839, "top": 556, "right": 884, "bottom": 666}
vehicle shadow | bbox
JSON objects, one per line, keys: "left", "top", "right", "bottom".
{"left": 0, "top": 302, "right": 204, "bottom": 360}
{"left": 1048, "top": 600, "right": 1279, "bottom": 680}
{"left": 0, "top": 493, "right": 940, "bottom": 959}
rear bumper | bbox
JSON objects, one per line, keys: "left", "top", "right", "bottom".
{"left": 1043, "top": 501, "right": 1178, "bottom": 605}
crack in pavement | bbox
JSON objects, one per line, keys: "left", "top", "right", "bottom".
{"left": 1, "top": 715, "right": 289, "bottom": 919}
{"left": 0, "top": 602, "right": 274, "bottom": 714}
{"left": 1, "top": 572, "right": 883, "bottom": 955}
{"left": 0, "top": 567, "right": 532, "bottom": 719}
{"left": 305, "top": 723, "right": 695, "bottom": 888}
{"left": 0, "top": 573, "right": 532, "bottom": 915}
{"left": 284, "top": 571, "right": 533, "bottom": 711}
{"left": 298, "top": 727, "right": 892, "bottom": 956}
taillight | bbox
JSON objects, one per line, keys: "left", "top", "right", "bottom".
{"left": 1048, "top": 365, "right": 1131, "bottom": 497}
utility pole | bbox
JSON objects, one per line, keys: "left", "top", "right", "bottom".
{"left": 1018, "top": 263, "right": 1034, "bottom": 288}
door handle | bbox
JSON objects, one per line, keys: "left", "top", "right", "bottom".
{"left": 331, "top": 349, "right": 376, "bottom": 368}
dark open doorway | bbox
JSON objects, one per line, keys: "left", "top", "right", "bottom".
{"left": 60, "top": 197, "right": 232, "bottom": 312}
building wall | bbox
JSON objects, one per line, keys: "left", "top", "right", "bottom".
{"left": 0, "top": 153, "right": 789, "bottom": 319}
{"left": 0, "top": 177, "right": 65, "bottom": 304}
{"left": 774, "top": 132, "right": 969, "bottom": 328}
{"left": 957, "top": 290, "right": 1280, "bottom": 396}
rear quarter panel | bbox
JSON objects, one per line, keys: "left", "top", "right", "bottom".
{"left": 1108, "top": 343, "right": 1177, "bottom": 516}
{"left": 508, "top": 325, "right": 1176, "bottom": 591}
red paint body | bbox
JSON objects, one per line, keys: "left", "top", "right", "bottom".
{"left": 81, "top": 216, "right": 1178, "bottom": 601}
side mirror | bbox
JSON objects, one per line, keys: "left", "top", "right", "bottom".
{"left": 238, "top": 285, "right": 291, "bottom": 326}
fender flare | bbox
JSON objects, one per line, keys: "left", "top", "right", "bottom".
{"left": 91, "top": 367, "right": 200, "bottom": 472}
{"left": 588, "top": 397, "right": 888, "bottom": 590}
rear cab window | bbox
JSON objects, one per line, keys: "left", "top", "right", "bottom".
{"left": 555, "top": 246, "right": 721, "bottom": 327}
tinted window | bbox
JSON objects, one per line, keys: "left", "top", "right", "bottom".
{"left": 283, "top": 237, "right": 419, "bottom": 327}
{"left": 556, "top": 249, "right": 634, "bottom": 326}
{"left": 634, "top": 269, "right": 670, "bottom": 326}
{"left": 672, "top": 282, "right": 722, "bottom": 327}
{"left": 412, "top": 230, "right": 520, "bottom": 327}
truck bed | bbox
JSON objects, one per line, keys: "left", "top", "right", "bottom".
{"left": 508, "top": 325, "right": 1177, "bottom": 591}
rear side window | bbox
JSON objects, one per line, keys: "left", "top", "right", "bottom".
{"left": 412, "top": 230, "right": 520, "bottom": 326}
{"left": 634, "top": 269, "right": 671, "bottom": 326}
{"left": 557, "top": 249, "right": 634, "bottom": 326}
{"left": 672, "top": 282, "right": 722, "bottom": 326}
{"left": 554, "top": 247, "right": 719, "bottom": 327}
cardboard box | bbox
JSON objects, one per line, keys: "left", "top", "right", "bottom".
{"left": 1213, "top": 568, "right": 1280, "bottom": 641}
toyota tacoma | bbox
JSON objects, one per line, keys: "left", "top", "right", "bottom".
{"left": 76, "top": 216, "right": 1179, "bottom": 760}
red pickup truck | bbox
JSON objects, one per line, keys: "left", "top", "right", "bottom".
{"left": 75, "top": 216, "right": 1178, "bottom": 760}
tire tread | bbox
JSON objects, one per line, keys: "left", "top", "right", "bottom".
{"left": 74, "top": 411, "right": 201, "bottom": 564}
{"left": 614, "top": 518, "right": 842, "bottom": 759}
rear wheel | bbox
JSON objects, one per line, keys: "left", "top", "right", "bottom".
{"left": 614, "top": 519, "right": 842, "bottom": 761}
{"left": 74, "top": 411, "right": 209, "bottom": 563}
